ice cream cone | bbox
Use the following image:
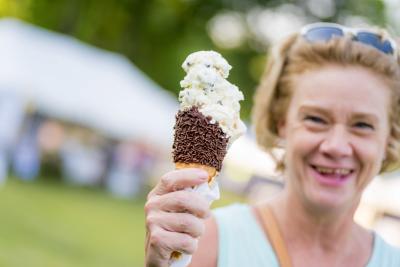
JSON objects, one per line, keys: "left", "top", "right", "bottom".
{"left": 169, "top": 50, "right": 246, "bottom": 267}
{"left": 170, "top": 251, "right": 182, "bottom": 260}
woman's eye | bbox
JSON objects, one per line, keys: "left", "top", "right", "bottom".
{"left": 304, "top": 115, "right": 326, "bottom": 124}
{"left": 354, "top": 122, "right": 374, "bottom": 130}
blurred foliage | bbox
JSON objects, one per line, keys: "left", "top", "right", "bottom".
{"left": 0, "top": 0, "right": 391, "bottom": 119}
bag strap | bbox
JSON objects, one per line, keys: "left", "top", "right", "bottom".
{"left": 255, "top": 204, "right": 293, "bottom": 267}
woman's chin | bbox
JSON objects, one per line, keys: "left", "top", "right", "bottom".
{"left": 306, "top": 191, "right": 350, "bottom": 213}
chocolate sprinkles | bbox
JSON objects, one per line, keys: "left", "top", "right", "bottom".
{"left": 172, "top": 106, "right": 229, "bottom": 171}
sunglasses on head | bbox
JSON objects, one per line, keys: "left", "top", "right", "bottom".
{"left": 300, "top": 22, "right": 398, "bottom": 58}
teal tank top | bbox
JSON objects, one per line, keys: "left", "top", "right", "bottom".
{"left": 213, "top": 203, "right": 400, "bottom": 267}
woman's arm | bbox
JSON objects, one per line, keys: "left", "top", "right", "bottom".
{"left": 189, "top": 215, "right": 218, "bottom": 267}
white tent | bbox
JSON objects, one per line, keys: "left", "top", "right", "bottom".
{"left": 224, "top": 134, "right": 280, "bottom": 179}
{"left": 0, "top": 18, "right": 178, "bottom": 146}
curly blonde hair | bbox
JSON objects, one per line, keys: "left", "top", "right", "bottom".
{"left": 252, "top": 32, "right": 400, "bottom": 173}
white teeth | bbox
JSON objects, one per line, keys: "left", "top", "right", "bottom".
{"left": 336, "top": 169, "right": 351, "bottom": 175}
{"left": 316, "top": 167, "right": 334, "bottom": 174}
{"left": 315, "top": 166, "right": 351, "bottom": 175}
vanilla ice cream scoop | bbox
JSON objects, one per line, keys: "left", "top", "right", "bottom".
{"left": 178, "top": 51, "right": 246, "bottom": 143}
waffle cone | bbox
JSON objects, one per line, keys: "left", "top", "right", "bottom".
{"left": 170, "top": 251, "right": 182, "bottom": 260}
{"left": 175, "top": 162, "right": 217, "bottom": 183}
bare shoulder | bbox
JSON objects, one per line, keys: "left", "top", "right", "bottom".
{"left": 189, "top": 215, "right": 218, "bottom": 267}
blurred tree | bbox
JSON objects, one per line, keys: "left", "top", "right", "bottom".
{"left": 0, "top": 0, "right": 391, "bottom": 119}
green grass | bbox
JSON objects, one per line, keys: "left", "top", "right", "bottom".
{"left": 0, "top": 178, "right": 245, "bottom": 267}
{"left": 0, "top": 179, "right": 146, "bottom": 267}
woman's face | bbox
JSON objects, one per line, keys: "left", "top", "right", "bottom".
{"left": 279, "top": 65, "right": 391, "bottom": 212}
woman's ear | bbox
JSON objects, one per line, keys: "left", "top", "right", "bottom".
{"left": 277, "top": 118, "right": 287, "bottom": 139}
{"left": 276, "top": 119, "right": 287, "bottom": 148}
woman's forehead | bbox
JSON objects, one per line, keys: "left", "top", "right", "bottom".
{"left": 291, "top": 65, "right": 391, "bottom": 97}
{"left": 287, "top": 65, "right": 391, "bottom": 116}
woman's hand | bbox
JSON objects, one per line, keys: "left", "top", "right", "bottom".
{"left": 144, "top": 168, "right": 211, "bottom": 267}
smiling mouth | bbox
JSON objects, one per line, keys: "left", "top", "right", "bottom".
{"left": 310, "top": 165, "right": 354, "bottom": 181}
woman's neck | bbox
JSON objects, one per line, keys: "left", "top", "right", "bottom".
{"left": 267, "top": 189, "right": 374, "bottom": 267}
{"left": 270, "top": 188, "right": 364, "bottom": 253}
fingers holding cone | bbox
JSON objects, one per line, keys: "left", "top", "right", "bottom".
{"left": 175, "top": 162, "right": 217, "bottom": 184}
{"left": 170, "top": 162, "right": 217, "bottom": 262}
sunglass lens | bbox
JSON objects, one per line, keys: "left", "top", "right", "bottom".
{"left": 304, "top": 27, "right": 344, "bottom": 42}
{"left": 356, "top": 32, "right": 394, "bottom": 55}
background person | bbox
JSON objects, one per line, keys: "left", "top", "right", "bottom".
{"left": 0, "top": 90, "right": 26, "bottom": 184}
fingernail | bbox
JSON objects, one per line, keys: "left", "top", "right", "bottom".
{"left": 198, "top": 169, "right": 208, "bottom": 180}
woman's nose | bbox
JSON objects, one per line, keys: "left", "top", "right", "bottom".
{"left": 319, "top": 125, "right": 352, "bottom": 159}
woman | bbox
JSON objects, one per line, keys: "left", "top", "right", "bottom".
{"left": 145, "top": 22, "right": 400, "bottom": 267}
